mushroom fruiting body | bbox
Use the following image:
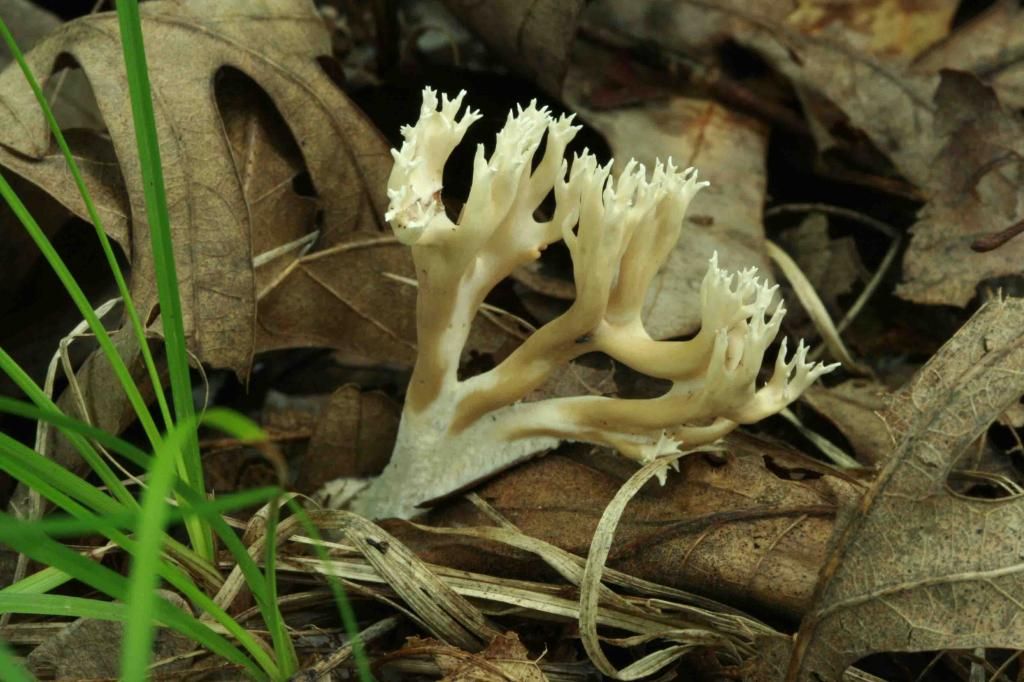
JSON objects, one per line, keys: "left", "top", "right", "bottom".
{"left": 341, "top": 88, "right": 838, "bottom": 520}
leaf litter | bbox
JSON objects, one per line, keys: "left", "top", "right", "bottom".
{"left": 3, "top": 0, "right": 1024, "bottom": 679}
{"left": 0, "top": 0, "right": 391, "bottom": 376}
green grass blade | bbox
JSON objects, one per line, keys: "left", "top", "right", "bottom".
{"left": 0, "top": 347, "right": 220, "bottom": 587}
{"left": 0, "top": 431, "right": 125, "bottom": 519}
{"left": 1, "top": 565, "right": 72, "bottom": 596}
{"left": 0, "top": 517, "right": 267, "bottom": 679}
{"left": 0, "top": 348, "right": 138, "bottom": 512}
{"left": 0, "top": 639, "right": 33, "bottom": 682}
{"left": 122, "top": 412, "right": 284, "bottom": 680}
{"left": 121, "top": 409, "right": 189, "bottom": 681}
{"left": 0, "top": 412, "right": 280, "bottom": 676}
{"left": 0, "top": 173, "right": 162, "bottom": 453}
{"left": 1, "top": 488, "right": 277, "bottom": 543}
{"left": 113, "top": 0, "right": 209, "bottom": 561}
{"left": 0, "top": 381, "right": 216, "bottom": 586}
{"left": 0, "top": 397, "right": 277, "bottom": 619}
{"left": 287, "top": 501, "right": 374, "bottom": 681}
{"left": 0, "top": 18, "right": 173, "bottom": 437}
{"left": 0, "top": 593, "right": 127, "bottom": 620}
{"left": 1, "top": 3, "right": 210, "bottom": 563}
{"left": 199, "top": 410, "right": 300, "bottom": 675}
{"left": 261, "top": 497, "right": 298, "bottom": 676}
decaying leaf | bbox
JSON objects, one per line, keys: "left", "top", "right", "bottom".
{"left": 441, "top": 0, "right": 584, "bottom": 96}
{"left": 778, "top": 214, "right": 863, "bottom": 312}
{"left": 395, "top": 632, "right": 547, "bottom": 682}
{"left": 788, "top": 296, "right": 1024, "bottom": 681}
{"left": 565, "top": 53, "right": 771, "bottom": 338}
{"left": 803, "top": 380, "right": 892, "bottom": 466}
{"left": 0, "top": 0, "right": 101, "bottom": 131}
{"left": 26, "top": 590, "right": 193, "bottom": 679}
{"left": 0, "top": 130, "right": 129, "bottom": 277}
{"left": 895, "top": 71, "right": 1024, "bottom": 306}
{"left": 586, "top": 1, "right": 1024, "bottom": 308}
{"left": 915, "top": 0, "right": 1024, "bottom": 109}
{"left": 0, "top": 0, "right": 391, "bottom": 377}
{"left": 784, "top": 0, "right": 958, "bottom": 59}
{"left": 296, "top": 384, "right": 400, "bottom": 492}
{"left": 0, "top": 0, "right": 60, "bottom": 73}
{"left": 587, "top": 0, "right": 956, "bottom": 63}
{"left": 725, "top": 16, "right": 1022, "bottom": 307}
{"left": 256, "top": 233, "right": 417, "bottom": 366}
{"left": 399, "top": 434, "right": 859, "bottom": 620}
{"left": 217, "top": 69, "right": 319, "bottom": 294}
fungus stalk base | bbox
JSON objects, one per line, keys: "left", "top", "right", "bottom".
{"left": 352, "top": 390, "right": 558, "bottom": 520}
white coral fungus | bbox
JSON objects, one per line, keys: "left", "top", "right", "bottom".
{"left": 344, "top": 87, "right": 839, "bottom": 519}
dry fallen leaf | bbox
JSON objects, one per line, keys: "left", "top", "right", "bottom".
{"left": 778, "top": 214, "right": 864, "bottom": 313}
{"left": 256, "top": 233, "right": 417, "bottom": 366}
{"left": 440, "top": 0, "right": 584, "bottom": 96}
{"left": 217, "top": 69, "right": 320, "bottom": 295}
{"left": 587, "top": 0, "right": 956, "bottom": 62}
{"left": 802, "top": 380, "right": 892, "bottom": 466}
{"left": 784, "top": 0, "right": 958, "bottom": 59}
{"left": 395, "top": 632, "right": 547, "bottom": 682}
{"left": 914, "top": 0, "right": 1024, "bottom": 109}
{"left": 587, "top": 0, "right": 939, "bottom": 186}
{"left": 895, "top": 71, "right": 1024, "bottom": 306}
{"left": 401, "top": 434, "right": 859, "bottom": 621}
{"left": 26, "top": 590, "right": 192, "bottom": 679}
{"left": 296, "top": 384, "right": 400, "bottom": 492}
{"left": 788, "top": 296, "right": 1024, "bottom": 681}
{"left": 0, "top": 0, "right": 102, "bottom": 130}
{"left": 722, "top": 18, "right": 1022, "bottom": 307}
{"left": 588, "top": 1, "right": 1024, "bottom": 307}
{"left": 0, "top": 0, "right": 60, "bottom": 73}
{"left": 0, "top": 130, "right": 130, "bottom": 283}
{"left": 0, "top": 0, "right": 390, "bottom": 377}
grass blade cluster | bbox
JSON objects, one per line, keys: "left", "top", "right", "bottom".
{"left": 0, "top": 2, "right": 371, "bottom": 679}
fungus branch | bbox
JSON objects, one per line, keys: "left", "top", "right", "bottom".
{"left": 349, "top": 88, "right": 838, "bottom": 519}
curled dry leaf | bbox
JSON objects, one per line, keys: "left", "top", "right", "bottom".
{"left": 895, "top": 71, "right": 1024, "bottom": 305}
{"left": 0, "top": 131, "right": 129, "bottom": 291}
{"left": 587, "top": 2, "right": 1024, "bottom": 307}
{"left": 778, "top": 214, "right": 863, "bottom": 313}
{"left": 440, "top": 0, "right": 585, "bottom": 96}
{"left": 802, "top": 380, "right": 892, "bottom": 466}
{"left": 394, "top": 632, "right": 547, "bottom": 682}
{"left": 26, "top": 590, "right": 192, "bottom": 679}
{"left": 915, "top": 0, "right": 1024, "bottom": 109}
{"left": 788, "top": 297, "right": 1024, "bottom": 681}
{"left": 0, "top": 0, "right": 391, "bottom": 377}
{"left": 586, "top": 0, "right": 956, "bottom": 64}
{"left": 295, "top": 384, "right": 400, "bottom": 492}
{"left": 403, "top": 433, "right": 860, "bottom": 621}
